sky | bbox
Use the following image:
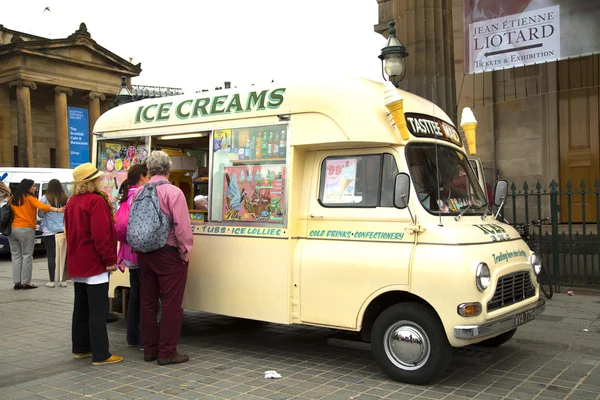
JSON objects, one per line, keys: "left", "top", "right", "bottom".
{"left": 1, "top": 0, "right": 386, "bottom": 94}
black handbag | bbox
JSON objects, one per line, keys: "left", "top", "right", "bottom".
{"left": 0, "top": 197, "right": 14, "bottom": 236}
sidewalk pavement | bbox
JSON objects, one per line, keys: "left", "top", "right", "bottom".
{"left": 1, "top": 253, "right": 600, "bottom": 400}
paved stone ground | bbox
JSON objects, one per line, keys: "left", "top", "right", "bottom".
{"left": 1, "top": 253, "right": 600, "bottom": 400}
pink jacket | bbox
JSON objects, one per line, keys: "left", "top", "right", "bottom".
{"left": 142, "top": 175, "right": 193, "bottom": 261}
{"left": 115, "top": 185, "right": 139, "bottom": 268}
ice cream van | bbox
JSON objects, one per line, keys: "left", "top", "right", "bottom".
{"left": 94, "top": 77, "right": 545, "bottom": 384}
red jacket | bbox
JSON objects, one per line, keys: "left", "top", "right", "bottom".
{"left": 64, "top": 193, "right": 117, "bottom": 278}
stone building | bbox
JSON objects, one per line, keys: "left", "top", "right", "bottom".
{"left": 0, "top": 23, "right": 141, "bottom": 168}
{"left": 376, "top": 0, "right": 599, "bottom": 222}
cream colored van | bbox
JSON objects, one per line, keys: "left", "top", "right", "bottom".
{"left": 94, "top": 77, "right": 544, "bottom": 384}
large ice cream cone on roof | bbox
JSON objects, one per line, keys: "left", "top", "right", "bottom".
{"left": 383, "top": 81, "right": 409, "bottom": 141}
{"left": 460, "top": 107, "right": 478, "bottom": 155}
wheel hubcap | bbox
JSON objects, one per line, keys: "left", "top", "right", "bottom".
{"left": 384, "top": 320, "right": 430, "bottom": 370}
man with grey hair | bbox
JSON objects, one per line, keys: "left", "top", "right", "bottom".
{"left": 136, "top": 150, "right": 193, "bottom": 365}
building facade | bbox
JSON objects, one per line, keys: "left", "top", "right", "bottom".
{"left": 376, "top": 0, "right": 599, "bottom": 222}
{"left": 0, "top": 23, "right": 141, "bottom": 168}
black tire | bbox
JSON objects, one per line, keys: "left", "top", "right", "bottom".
{"left": 478, "top": 328, "right": 517, "bottom": 347}
{"left": 538, "top": 267, "right": 553, "bottom": 299}
{"left": 371, "top": 303, "right": 451, "bottom": 385}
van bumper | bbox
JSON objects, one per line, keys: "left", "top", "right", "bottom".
{"left": 454, "top": 298, "right": 546, "bottom": 339}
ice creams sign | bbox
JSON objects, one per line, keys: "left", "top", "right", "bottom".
{"left": 404, "top": 113, "right": 462, "bottom": 147}
{"left": 134, "top": 88, "right": 286, "bottom": 124}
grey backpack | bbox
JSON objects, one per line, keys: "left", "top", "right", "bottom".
{"left": 127, "top": 181, "right": 172, "bottom": 253}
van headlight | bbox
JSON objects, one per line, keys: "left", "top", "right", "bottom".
{"left": 475, "top": 262, "right": 491, "bottom": 292}
{"left": 530, "top": 253, "right": 542, "bottom": 275}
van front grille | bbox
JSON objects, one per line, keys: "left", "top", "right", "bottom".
{"left": 487, "top": 271, "right": 535, "bottom": 312}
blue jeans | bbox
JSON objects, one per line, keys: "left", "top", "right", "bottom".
{"left": 127, "top": 268, "right": 141, "bottom": 346}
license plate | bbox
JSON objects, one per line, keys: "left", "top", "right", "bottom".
{"left": 514, "top": 309, "right": 536, "bottom": 327}
{"left": 35, "top": 238, "right": 42, "bottom": 244}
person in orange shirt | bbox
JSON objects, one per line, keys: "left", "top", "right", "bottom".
{"left": 9, "top": 179, "right": 64, "bottom": 290}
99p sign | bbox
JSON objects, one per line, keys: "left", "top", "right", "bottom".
{"left": 322, "top": 158, "right": 357, "bottom": 203}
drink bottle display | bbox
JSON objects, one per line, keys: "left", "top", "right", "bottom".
{"left": 244, "top": 139, "right": 250, "bottom": 159}
{"left": 279, "top": 131, "right": 286, "bottom": 158}
{"left": 267, "top": 132, "right": 273, "bottom": 158}
{"left": 256, "top": 132, "right": 263, "bottom": 159}
{"left": 274, "top": 132, "right": 280, "bottom": 158}
{"left": 250, "top": 137, "right": 256, "bottom": 159}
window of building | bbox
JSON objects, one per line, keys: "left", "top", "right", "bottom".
{"left": 210, "top": 124, "right": 288, "bottom": 226}
{"left": 318, "top": 153, "right": 398, "bottom": 208}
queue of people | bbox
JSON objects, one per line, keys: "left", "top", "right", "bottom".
{"left": 1, "top": 150, "right": 194, "bottom": 366}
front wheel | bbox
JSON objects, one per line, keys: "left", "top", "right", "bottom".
{"left": 371, "top": 303, "right": 451, "bottom": 385}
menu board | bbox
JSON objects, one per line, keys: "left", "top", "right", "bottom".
{"left": 222, "top": 165, "right": 285, "bottom": 223}
{"left": 322, "top": 158, "right": 357, "bottom": 204}
{"left": 98, "top": 143, "right": 148, "bottom": 172}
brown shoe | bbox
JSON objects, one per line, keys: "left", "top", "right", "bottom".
{"left": 144, "top": 354, "right": 158, "bottom": 362}
{"left": 157, "top": 353, "right": 189, "bottom": 366}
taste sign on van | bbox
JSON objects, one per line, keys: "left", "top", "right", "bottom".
{"left": 404, "top": 113, "right": 462, "bottom": 147}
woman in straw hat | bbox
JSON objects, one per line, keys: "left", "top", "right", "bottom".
{"left": 64, "top": 162, "right": 122, "bottom": 366}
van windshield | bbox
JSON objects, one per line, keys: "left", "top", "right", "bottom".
{"left": 406, "top": 144, "right": 487, "bottom": 215}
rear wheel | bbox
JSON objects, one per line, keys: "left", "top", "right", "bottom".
{"left": 478, "top": 328, "right": 517, "bottom": 347}
{"left": 538, "top": 267, "right": 553, "bottom": 299}
{"left": 371, "top": 303, "right": 451, "bottom": 385}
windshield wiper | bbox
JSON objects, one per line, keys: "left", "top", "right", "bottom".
{"left": 455, "top": 203, "right": 487, "bottom": 221}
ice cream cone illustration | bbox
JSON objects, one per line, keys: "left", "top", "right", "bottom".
{"left": 383, "top": 81, "right": 409, "bottom": 141}
{"left": 338, "top": 161, "right": 357, "bottom": 200}
{"left": 338, "top": 178, "right": 353, "bottom": 199}
{"left": 460, "top": 107, "right": 478, "bottom": 155}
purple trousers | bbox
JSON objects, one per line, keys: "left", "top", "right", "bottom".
{"left": 138, "top": 246, "right": 188, "bottom": 358}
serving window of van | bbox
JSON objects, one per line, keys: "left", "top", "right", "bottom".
{"left": 405, "top": 143, "right": 487, "bottom": 215}
{"left": 96, "top": 137, "right": 150, "bottom": 210}
{"left": 318, "top": 154, "right": 398, "bottom": 208}
{"left": 210, "top": 124, "right": 288, "bottom": 226}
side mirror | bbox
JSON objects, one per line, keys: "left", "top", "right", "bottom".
{"left": 494, "top": 180, "right": 508, "bottom": 207}
{"left": 394, "top": 173, "right": 411, "bottom": 209}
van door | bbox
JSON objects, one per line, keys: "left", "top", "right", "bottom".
{"left": 299, "top": 149, "right": 414, "bottom": 329}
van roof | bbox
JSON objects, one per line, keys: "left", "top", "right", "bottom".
{"left": 94, "top": 77, "right": 455, "bottom": 147}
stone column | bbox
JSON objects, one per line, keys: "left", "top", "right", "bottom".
{"left": 376, "top": 0, "right": 457, "bottom": 123}
{"left": 0, "top": 85, "right": 12, "bottom": 166}
{"left": 88, "top": 92, "right": 106, "bottom": 154}
{"left": 55, "top": 87, "right": 73, "bottom": 168}
{"left": 9, "top": 80, "right": 37, "bottom": 167}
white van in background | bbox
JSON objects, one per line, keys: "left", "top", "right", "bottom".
{"left": 0, "top": 168, "right": 74, "bottom": 200}
{"left": 0, "top": 168, "right": 74, "bottom": 255}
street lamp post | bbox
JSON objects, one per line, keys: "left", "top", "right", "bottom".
{"left": 378, "top": 21, "right": 409, "bottom": 87}
{"left": 115, "top": 76, "right": 134, "bottom": 105}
